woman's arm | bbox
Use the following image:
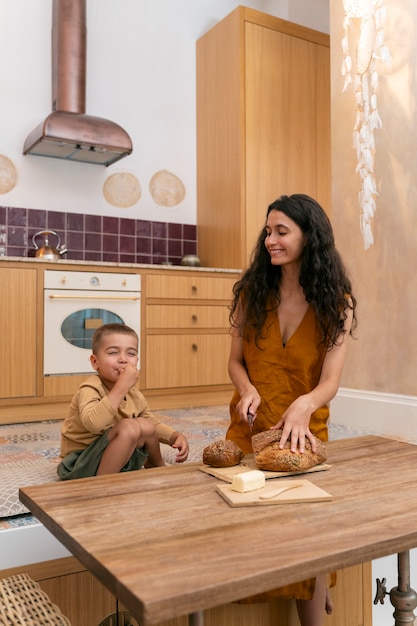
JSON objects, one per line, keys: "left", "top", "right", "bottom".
{"left": 228, "top": 330, "right": 261, "bottom": 426}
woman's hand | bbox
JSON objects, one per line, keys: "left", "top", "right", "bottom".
{"left": 271, "top": 394, "right": 316, "bottom": 453}
{"left": 236, "top": 389, "right": 261, "bottom": 429}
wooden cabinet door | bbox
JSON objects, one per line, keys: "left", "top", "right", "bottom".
{"left": 0, "top": 267, "right": 38, "bottom": 398}
{"left": 197, "top": 7, "right": 330, "bottom": 269}
{"left": 146, "top": 334, "right": 231, "bottom": 388}
{"left": 245, "top": 22, "right": 330, "bottom": 263}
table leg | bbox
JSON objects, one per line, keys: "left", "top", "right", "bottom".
{"left": 390, "top": 551, "right": 417, "bottom": 625}
{"left": 189, "top": 610, "right": 204, "bottom": 626}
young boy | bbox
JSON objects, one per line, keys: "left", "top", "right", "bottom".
{"left": 57, "top": 323, "right": 189, "bottom": 480}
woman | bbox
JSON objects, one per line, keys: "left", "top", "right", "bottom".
{"left": 226, "top": 194, "right": 357, "bottom": 626}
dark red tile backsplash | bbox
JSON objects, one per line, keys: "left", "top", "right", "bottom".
{"left": 0, "top": 206, "right": 197, "bottom": 265}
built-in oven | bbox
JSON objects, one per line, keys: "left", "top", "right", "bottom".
{"left": 43, "top": 270, "right": 141, "bottom": 375}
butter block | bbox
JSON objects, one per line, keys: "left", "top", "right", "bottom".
{"left": 231, "top": 470, "right": 265, "bottom": 493}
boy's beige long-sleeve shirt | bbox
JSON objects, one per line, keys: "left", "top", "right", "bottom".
{"left": 60, "top": 374, "right": 176, "bottom": 458}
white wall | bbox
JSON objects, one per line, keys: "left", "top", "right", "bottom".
{"left": 287, "top": 0, "right": 329, "bottom": 31}
{"left": 0, "top": 0, "right": 329, "bottom": 225}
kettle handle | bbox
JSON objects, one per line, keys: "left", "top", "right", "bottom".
{"left": 32, "top": 230, "right": 61, "bottom": 249}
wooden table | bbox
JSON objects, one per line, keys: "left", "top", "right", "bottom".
{"left": 19, "top": 436, "right": 417, "bottom": 625}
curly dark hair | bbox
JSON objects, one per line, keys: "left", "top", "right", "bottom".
{"left": 229, "top": 194, "right": 357, "bottom": 348}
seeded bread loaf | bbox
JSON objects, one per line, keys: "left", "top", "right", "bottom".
{"left": 252, "top": 429, "right": 327, "bottom": 472}
{"left": 203, "top": 440, "right": 244, "bottom": 468}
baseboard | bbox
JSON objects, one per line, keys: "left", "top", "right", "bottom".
{"left": 144, "top": 386, "right": 233, "bottom": 410}
{"left": 0, "top": 387, "right": 233, "bottom": 425}
{"left": 330, "top": 388, "right": 417, "bottom": 442}
{"left": 0, "top": 403, "right": 68, "bottom": 424}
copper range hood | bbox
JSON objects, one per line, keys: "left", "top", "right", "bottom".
{"left": 23, "top": 0, "right": 132, "bottom": 166}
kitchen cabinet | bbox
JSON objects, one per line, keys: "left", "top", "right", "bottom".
{"left": 143, "top": 272, "right": 237, "bottom": 392}
{"left": 0, "top": 261, "right": 240, "bottom": 423}
{"left": 196, "top": 6, "right": 330, "bottom": 269}
{"left": 0, "top": 267, "right": 38, "bottom": 399}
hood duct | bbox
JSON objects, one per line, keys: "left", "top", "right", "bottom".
{"left": 23, "top": 0, "right": 132, "bottom": 166}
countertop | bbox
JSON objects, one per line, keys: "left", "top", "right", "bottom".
{"left": 0, "top": 256, "right": 242, "bottom": 274}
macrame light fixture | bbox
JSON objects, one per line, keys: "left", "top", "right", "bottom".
{"left": 341, "top": 0, "right": 391, "bottom": 249}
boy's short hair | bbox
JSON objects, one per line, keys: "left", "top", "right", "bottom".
{"left": 92, "top": 323, "right": 139, "bottom": 355}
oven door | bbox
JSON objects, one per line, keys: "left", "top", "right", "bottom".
{"left": 44, "top": 289, "right": 141, "bottom": 375}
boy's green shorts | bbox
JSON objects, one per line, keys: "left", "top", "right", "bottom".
{"left": 57, "top": 430, "right": 148, "bottom": 480}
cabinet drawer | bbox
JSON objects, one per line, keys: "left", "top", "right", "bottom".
{"left": 146, "top": 304, "right": 230, "bottom": 329}
{"left": 146, "top": 274, "right": 237, "bottom": 300}
{"left": 146, "top": 334, "right": 231, "bottom": 388}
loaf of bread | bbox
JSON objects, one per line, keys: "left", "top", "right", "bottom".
{"left": 231, "top": 470, "right": 265, "bottom": 493}
{"left": 202, "top": 440, "right": 244, "bottom": 467}
{"left": 252, "top": 430, "right": 327, "bottom": 472}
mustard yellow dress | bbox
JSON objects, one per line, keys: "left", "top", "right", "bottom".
{"left": 226, "top": 305, "right": 334, "bottom": 601}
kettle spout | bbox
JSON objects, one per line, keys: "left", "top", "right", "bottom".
{"left": 59, "top": 245, "right": 68, "bottom": 256}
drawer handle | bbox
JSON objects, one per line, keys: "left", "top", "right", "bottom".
{"left": 192, "top": 343, "right": 198, "bottom": 352}
{"left": 191, "top": 314, "right": 198, "bottom": 323}
{"left": 48, "top": 294, "right": 140, "bottom": 301}
{"left": 191, "top": 285, "right": 197, "bottom": 294}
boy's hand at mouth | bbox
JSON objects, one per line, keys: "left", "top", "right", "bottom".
{"left": 116, "top": 363, "right": 139, "bottom": 389}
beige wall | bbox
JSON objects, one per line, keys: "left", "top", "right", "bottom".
{"left": 330, "top": 0, "right": 417, "bottom": 396}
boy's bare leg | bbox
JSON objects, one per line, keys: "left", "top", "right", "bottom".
{"left": 96, "top": 418, "right": 165, "bottom": 474}
{"left": 296, "top": 574, "right": 327, "bottom": 626}
{"left": 97, "top": 420, "right": 138, "bottom": 475}
{"left": 142, "top": 433, "right": 165, "bottom": 467}
{"left": 135, "top": 417, "right": 165, "bottom": 468}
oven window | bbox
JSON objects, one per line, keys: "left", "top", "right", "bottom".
{"left": 61, "top": 309, "right": 125, "bottom": 349}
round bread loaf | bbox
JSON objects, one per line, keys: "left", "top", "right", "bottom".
{"left": 252, "top": 429, "right": 327, "bottom": 472}
{"left": 203, "top": 440, "right": 244, "bottom": 468}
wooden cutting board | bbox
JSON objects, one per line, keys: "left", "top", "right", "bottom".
{"left": 216, "top": 478, "right": 332, "bottom": 507}
{"left": 200, "top": 454, "right": 331, "bottom": 483}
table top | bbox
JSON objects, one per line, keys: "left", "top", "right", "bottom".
{"left": 20, "top": 436, "right": 417, "bottom": 625}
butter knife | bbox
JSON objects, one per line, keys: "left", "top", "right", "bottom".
{"left": 258, "top": 483, "right": 302, "bottom": 500}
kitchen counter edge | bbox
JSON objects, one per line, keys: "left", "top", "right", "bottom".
{"left": 0, "top": 257, "right": 242, "bottom": 274}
